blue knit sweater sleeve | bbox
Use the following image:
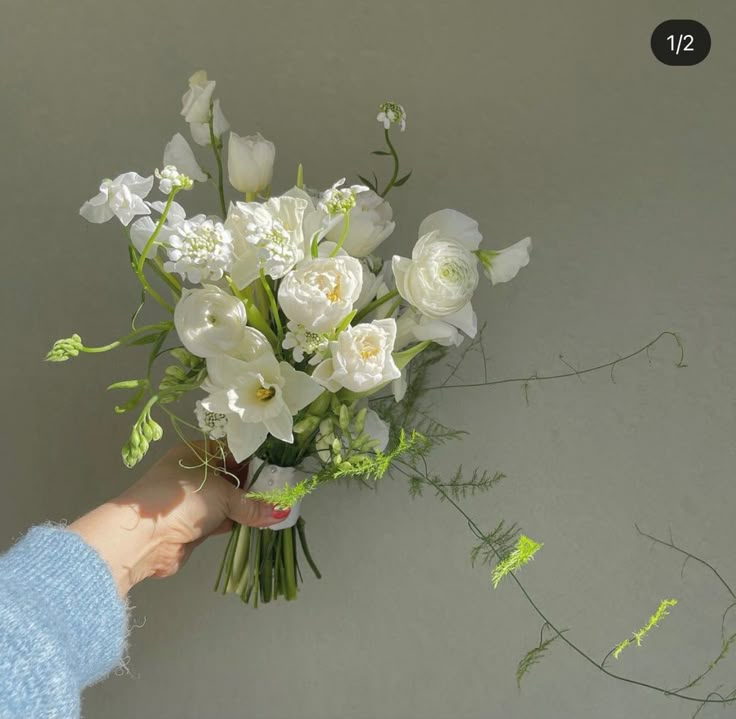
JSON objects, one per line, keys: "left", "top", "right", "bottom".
{"left": 0, "top": 526, "right": 128, "bottom": 719}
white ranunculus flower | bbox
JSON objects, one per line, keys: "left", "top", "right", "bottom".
{"left": 181, "top": 70, "right": 216, "bottom": 124}
{"left": 312, "top": 318, "right": 401, "bottom": 393}
{"left": 163, "top": 133, "right": 207, "bottom": 183}
{"left": 392, "top": 209, "right": 482, "bottom": 338}
{"left": 190, "top": 99, "right": 229, "bottom": 147}
{"left": 278, "top": 256, "right": 363, "bottom": 333}
{"left": 129, "top": 200, "right": 188, "bottom": 254}
{"left": 227, "top": 132, "right": 275, "bottom": 195}
{"left": 174, "top": 285, "right": 247, "bottom": 358}
{"left": 325, "top": 190, "right": 395, "bottom": 257}
{"left": 226, "top": 195, "right": 307, "bottom": 288}
{"left": 477, "top": 237, "right": 533, "bottom": 285}
{"left": 79, "top": 172, "right": 154, "bottom": 226}
{"left": 200, "top": 351, "right": 323, "bottom": 461}
{"left": 164, "top": 217, "right": 234, "bottom": 284}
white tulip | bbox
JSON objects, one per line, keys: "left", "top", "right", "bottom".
{"left": 163, "top": 133, "right": 207, "bottom": 183}
{"left": 226, "top": 195, "right": 307, "bottom": 288}
{"left": 79, "top": 172, "right": 153, "bottom": 226}
{"left": 325, "top": 190, "right": 395, "bottom": 257}
{"left": 200, "top": 351, "right": 323, "bottom": 461}
{"left": 174, "top": 285, "right": 247, "bottom": 358}
{"left": 227, "top": 132, "right": 275, "bottom": 195}
{"left": 477, "top": 237, "right": 532, "bottom": 285}
{"left": 392, "top": 209, "right": 482, "bottom": 338}
{"left": 278, "top": 256, "right": 363, "bottom": 333}
{"left": 312, "top": 319, "right": 401, "bottom": 393}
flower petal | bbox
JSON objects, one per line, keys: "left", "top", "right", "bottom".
{"left": 278, "top": 362, "right": 323, "bottom": 414}
{"left": 418, "top": 209, "right": 482, "bottom": 251}
{"left": 163, "top": 133, "right": 208, "bottom": 183}
{"left": 227, "top": 419, "right": 268, "bottom": 463}
{"left": 264, "top": 407, "right": 294, "bottom": 443}
{"left": 442, "top": 302, "right": 478, "bottom": 337}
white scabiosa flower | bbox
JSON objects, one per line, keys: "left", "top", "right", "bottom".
{"left": 278, "top": 256, "right": 363, "bottom": 333}
{"left": 227, "top": 132, "right": 275, "bottom": 195}
{"left": 319, "top": 178, "right": 369, "bottom": 217}
{"left": 312, "top": 318, "right": 401, "bottom": 393}
{"left": 155, "top": 165, "right": 194, "bottom": 195}
{"left": 173, "top": 285, "right": 248, "bottom": 358}
{"left": 200, "top": 351, "right": 323, "bottom": 462}
{"left": 325, "top": 190, "right": 395, "bottom": 257}
{"left": 226, "top": 195, "right": 307, "bottom": 288}
{"left": 282, "top": 321, "right": 330, "bottom": 364}
{"left": 377, "top": 101, "right": 407, "bottom": 131}
{"left": 164, "top": 218, "right": 234, "bottom": 284}
{"left": 476, "top": 237, "right": 532, "bottom": 285}
{"left": 392, "top": 209, "right": 482, "bottom": 338}
{"left": 195, "top": 400, "right": 228, "bottom": 440}
{"left": 79, "top": 172, "right": 154, "bottom": 226}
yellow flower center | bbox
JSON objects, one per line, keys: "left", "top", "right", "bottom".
{"left": 256, "top": 387, "right": 275, "bottom": 401}
{"left": 360, "top": 345, "right": 380, "bottom": 361}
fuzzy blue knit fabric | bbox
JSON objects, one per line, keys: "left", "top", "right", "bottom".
{"left": 0, "top": 526, "right": 128, "bottom": 719}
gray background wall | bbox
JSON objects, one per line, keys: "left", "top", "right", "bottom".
{"left": 1, "top": 1, "right": 735, "bottom": 717}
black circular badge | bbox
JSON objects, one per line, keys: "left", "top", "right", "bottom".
{"left": 651, "top": 20, "right": 710, "bottom": 66}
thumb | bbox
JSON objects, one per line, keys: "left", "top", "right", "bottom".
{"left": 224, "top": 482, "right": 285, "bottom": 528}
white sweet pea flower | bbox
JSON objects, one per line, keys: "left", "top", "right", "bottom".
{"left": 129, "top": 200, "right": 188, "bottom": 254}
{"left": 79, "top": 172, "right": 154, "bottom": 226}
{"left": 181, "top": 70, "right": 216, "bottom": 124}
{"left": 163, "top": 134, "right": 207, "bottom": 183}
{"left": 476, "top": 237, "right": 532, "bottom": 285}
{"left": 282, "top": 321, "right": 330, "bottom": 364}
{"left": 227, "top": 132, "right": 275, "bottom": 195}
{"left": 278, "top": 256, "right": 363, "bottom": 333}
{"left": 395, "top": 309, "right": 462, "bottom": 350}
{"left": 190, "top": 99, "right": 229, "bottom": 147}
{"left": 225, "top": 195, "right": 307, "bottom": 288}
{"left": 325, "top": 190, "right": 395, "bottom": 257}
{"left": 155, "top": 166, "right": 193, "bottom": 195}
{"left": 164, "top": 217, "right": 234, "bottom": 284}
{"left": 377, "top": 101, "right": 407, "bottom": 131}
{"left": 392, "top": 209, "right": 482, "bottom": 338}
{"left": 174, "top": 285, "right": 248, "bottom": 358}
{"left": 312, "top": 318, "right": 401, "bottom": 393}
{"left": 200, "top": 351, "right": 323, "bottom": 462}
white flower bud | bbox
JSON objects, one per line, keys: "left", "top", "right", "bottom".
{"left": 227, "top": 132, "right": 275, "bottom": 195}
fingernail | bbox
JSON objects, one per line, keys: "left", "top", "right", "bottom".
{"left": 271, "top": 507, "right": 291, "bottom": 520}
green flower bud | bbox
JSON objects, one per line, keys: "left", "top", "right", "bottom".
{"left": 46, "top": 334, "right": 83, "bottom": 362}
{"left": 338, "top": 404, "right": 351, "bottom": 432}
{"left": 354, "top": 407, "right": 368, "bottom": 434}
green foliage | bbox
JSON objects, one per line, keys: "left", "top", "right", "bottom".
{"left": 516, "top": 628, "right": 565, "bottom": 689}
{"left": 415, "top": 466, "right": 506, "bottom": 502}
{"left": 158, "top": 348, "right": 206, "bottom": 403}
{"left": 471, "top": 521, "right": 520, "bottom": 568}
{"left": 122, "top": 397, "right": 163, "bottom": 468}
{"left": 46, "top": 334, "right": 83, "bottom": 362}
{"left": 612, "top": 599, "right": 678, "bottom": 659}
{"left": 492, "top": 535, "right": 543, "bottom": 589}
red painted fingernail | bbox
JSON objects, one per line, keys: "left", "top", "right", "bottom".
{"left": 272, "top": 508, "right": 291, "bottom": 520}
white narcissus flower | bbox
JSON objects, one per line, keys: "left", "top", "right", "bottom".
{"left": 164, "top": 218, "right": 234, "bottom": 284}
{"left": 79, "top": 172, "right": 154, "bottom": 226}
{"left": 477, "top": 237, "right": 533, "bottom": 285}
{"left": 227, "top": 132, "right": 275, "bottom": 195}
{"left": 325, "top": 190, "right": 395, "bottom": 257}
{"left": 200, "top": 351, "right": 323, "bottom": 462}
{"left": 392, "top": 209, "right": 482, "bottom": 338}
{"left": 174, "top": 285, "right": 248, "bottom": 358}
{"left": 129, "top": 201, "right": 189, "bottom": 254}
{"left": 278, "top": 256, "right": 363, "bottom": 333}
{"left": 163, "top": 134, "right": 208, "bottom": 183}
{"left": 226, "top": 195, "right": 307, "bottom": 288}
{"left": 312, "top": 319, "right": 401, "bottom": 393}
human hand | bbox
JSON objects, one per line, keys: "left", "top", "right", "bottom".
{"left": 70, "top": 443, "right": 286, "bottom": 596}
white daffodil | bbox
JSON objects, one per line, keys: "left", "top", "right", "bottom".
{"left": 199, "top": 351, "right": 323, "bottom": 462}
{"left": 226, "top": 195, "right": 308, "bottom": 288}
{"left": 164, "top": 217, "right": 234, "bottom": 284}
{"left": 377, "top": 101, "right": 407, "bottom": 131}
{"left": 278, "top": 256, "right": 363, "bottom": 333}
{"left": 163, "top": 133, "right": 207, "bottom": 184}
{"left": 79, "top": 172, "right": 154, "bottom": 226}
{"left": 476, "top": 237, "right": 533, "bottom": 285}
{"left": 325, "top": 190, "right": 395, "bottom": 257}
{"left": 392, "top": 209, "right": 482, "bottom": 338}
{"left": 227, "top": 132, "right": 275, "bottom": 195}
{"left": 312, "top": 318, "right": 401, "bottom": 393}
{"left": 174, "top": 285, "right": 249, "bottom": 358}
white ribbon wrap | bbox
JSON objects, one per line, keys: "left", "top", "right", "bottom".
{"left": 248, "top": 458, "right": 307, "bottom": 530}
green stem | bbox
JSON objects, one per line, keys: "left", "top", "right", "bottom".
{"left": 137, "top": 193, "right": 176, "bottom": 274}
{"left": 296, "top": 517, "right": 322, "bottom": 579}
{"left": 208, "top": 109, "right": 227, "bottom": 218}
{"left": 353, "top": 289, "right": 399, "bottom": 323}
{"left": 151, "top": 257, "right": 182, "bottom": 295}
{"left": 380, "top": 128, "right": 399, "bottom": 197}
{"left": 245, "top": 191, "right": 257, "bottom": 202}
{"left": 259, "top": 270, "right": 283, "bottom": 343}
{"left": 283, "top": 527, "right": 298, "bottom": 600}
{"left": 219, "top": 524, "right": 239, "bottom": 594}
{"left": 80, "top": 322, "right": 173, "bottom": 354}
{"left": 228, "top": 523, "right": 250, "bottom": 592}
{"left": 215, "top": 525, "right": 238, "bottom": 591}
{"left": 329, "top": 212, "right": 350, "bottom": 257}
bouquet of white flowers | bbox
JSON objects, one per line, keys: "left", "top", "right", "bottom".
{"left": 47, "top": 71, "right": 531, "bottom": 606}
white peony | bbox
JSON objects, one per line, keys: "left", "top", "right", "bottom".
{"left": 278, "top": 256, "right": 363, "bottom": 333}
{"left": 325, "top": 190, "right": 395, "bottom": 257}
{"left": 477, "top": 237, "right": 532, "bottom": 285}
{"left": 227, "top": 132, "right": 275, "bottom": 195}
{"left": 226, "top": 195, "right": 307, "bottom": 288}
{"left": 312, "top": 318, "right": 401, "bottom": 393}
{"left": 392, "top": 209, "right": 482, "bottom": 338}
{"left": 79, "top": 172, "right": 153, "bottom": 226}
{"left": 164, "top": 217, "right": 234, "bottom": 284}
{"left": 200, "top": 351, "right": 323, "bottom": 462}
{"left": 174, "top": 285, "right": 247, "bottom": 358}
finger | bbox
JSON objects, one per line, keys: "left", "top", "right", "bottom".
{"left": 224, "top": 483, "right": 285, "bottom": 528}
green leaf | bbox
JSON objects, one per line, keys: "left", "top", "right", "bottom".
{"left": 516, "top": 629, "right": 565, "bottom": 689}
{"left": 129, "top": 333, "right": 164, "bottom": 346}
{"left": 393, "top": 170, "right": 413, "bottom": 187}
{"left": 371, "top": 150, "right": 391, "bottom": 156}
{"left": 357, "top": 174, "right": 377, "bottom": 192}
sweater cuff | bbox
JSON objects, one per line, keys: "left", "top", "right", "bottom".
{"left": 3, "top": 525, "right": 128, "bottom": 687}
